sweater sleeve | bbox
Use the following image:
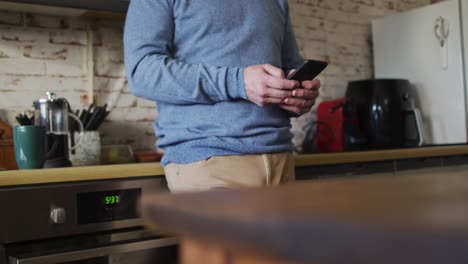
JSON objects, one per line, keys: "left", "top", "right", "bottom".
{"left": 281, "top": 8, "right": 305, "bottom": 74}
{"left": 281, "top": 5, "right": 306, "bottom": 118}
{"left": 123, "top": 0, "right": 246, "bottom": 105}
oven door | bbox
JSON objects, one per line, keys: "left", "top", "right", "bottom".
{"left": 4, "top": 228, "right": 178, "bottom": 264}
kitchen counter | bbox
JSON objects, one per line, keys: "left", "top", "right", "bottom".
{"left": 295, "top": 144, "right": 468, "bottom": 166}
{"left": 0, "top": 163, "right": 165, "bottom": 187}
{"left": 1, "top": 145, "right": 468, "bottom": 187}
{"left": 140, "top": 166, "right": 468, "bottom": 264}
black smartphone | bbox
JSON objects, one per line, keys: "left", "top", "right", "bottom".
{"left": 287, "top": 59, "right": 328, "bottom": 82}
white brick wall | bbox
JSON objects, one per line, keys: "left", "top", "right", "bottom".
{"left": 0, "top": 0, "right": 436, "bottom": 153}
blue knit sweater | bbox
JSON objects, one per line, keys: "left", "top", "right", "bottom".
{"left": 124, "top": 0, "right": 304, "bottom": 166}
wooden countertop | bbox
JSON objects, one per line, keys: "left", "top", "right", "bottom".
{"left": 1, "top": 145, "right": 467, "bottom": 187}
{"left": 141, "top": 166, "right": 468, "bottom": 264}
{"left": 295, "top": 144, "right": 468, "bottom": 167}
{"left": 0, "top": 163, "right": 165, "bottom": 187}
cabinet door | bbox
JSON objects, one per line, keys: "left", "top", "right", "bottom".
{"left": 373, "top": 0, "right": 466, "bottom": 145}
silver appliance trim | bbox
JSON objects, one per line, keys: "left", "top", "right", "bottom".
{"left": 8, "top": 237, "right": 178, "bottom": 264}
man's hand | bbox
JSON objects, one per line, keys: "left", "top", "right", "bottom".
{"left": 244, "top": 64, "right": 299, "bottom": 107}
{"left": 280, "top": 70, "right": 321, "bottom": 115}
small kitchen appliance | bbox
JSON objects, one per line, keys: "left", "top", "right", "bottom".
{"left": 345, "top": 79, "right": 424, "bottom": 150}
{"left": 33, "top": 92, "right": 84, "bottom": 168}
{"left": 314, "top": 99, "right": 345, "bottom": 153}
{"left": 313, "top": 98, "right": 361, "bottom": 153}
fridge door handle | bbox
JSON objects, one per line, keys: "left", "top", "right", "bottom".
{"left": 434, "top": 16, "right": 450, "bottom": 47}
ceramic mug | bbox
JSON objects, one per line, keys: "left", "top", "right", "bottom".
{"left": 13, "top": 125, "right": 49, "bottom": 169}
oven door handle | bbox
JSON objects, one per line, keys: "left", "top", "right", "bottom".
{"left": 8, "top": 237, "right": 178, "bottom": 264}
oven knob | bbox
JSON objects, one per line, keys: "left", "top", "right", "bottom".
{"left": 50, "top": 207, "right": 66, "bottom": 224}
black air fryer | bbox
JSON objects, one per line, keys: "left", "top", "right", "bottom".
{"left": 344, "top": 79, "right": 423, "bottom": 150}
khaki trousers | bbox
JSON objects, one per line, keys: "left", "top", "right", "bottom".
{"left": 164, "top": 152, "right": 295, "bottom": 192}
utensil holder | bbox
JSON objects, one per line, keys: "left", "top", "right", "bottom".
{"left": 70, "top": 131, "right": 101, "bottom": 166}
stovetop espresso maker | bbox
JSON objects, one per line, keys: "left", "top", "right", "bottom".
{"left": 33, "top": 92, "right": 84, "bottom": 168}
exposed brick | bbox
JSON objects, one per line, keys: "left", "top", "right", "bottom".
{"left": 0, "top": 75, "right": 21, "bottom": 91}
{"left": 94, "top": 19, "right": 124, "bottom": 29}
{"left": 50, "top": 30, "right": 88, "bottom": 45}
{"left": 326, "top": 33, "right": 353, "bottom": 45}
{"left": 94, "top": 46, "right": 124, "bottom": 64}
{"left": 302, "top": 40, "right": 327, "bottom": 59}
{"left": 1, "top": 75, "right": 87, "bottom": 92}
{"left": 24, "top": 13, "right": 69, "bottom": 29}
{"left": 0, "top": 58, "right": 45, "bottom": 75}
{"left": 44, "top": 59, "right": 86, "bottom": 77}
{"left": 0, "top": 11, "right": 22, "bottom": 25}
{"left": 2, "top": 27, "right": 49, "bottom": 43}
{"left": 95, "top": 27, "right": 123, "bottom": 49}
{"left": 105, "top": 107, "right": 157, "bottom": 122}
{"left": 94, "top": 92, "right": 137, "bottom": 108}
{"left": 24, "top": 44, "right": 68, "bottom": 60}
{"left": 338, "top": 2, "right": 361, "bottom": 12}
{"left": 99, "top": 120, "right": 157, "bottom": 151}
{"left": 0, "top": 90, "right": 41, "bottom": 108}
{"left": 95, "top": 62, "right": 126, "bottom": 78}
{"left": 324, "top": 10, "right": 351, "bottom": 23}
{"left": 94, "top": 77, "right": 127, "bottom": 93}
{"left": 0, "top": 40, "right": 21, "bottom": 58}
{"left": 67, "top": 17, "right": 89, "bottom": 30}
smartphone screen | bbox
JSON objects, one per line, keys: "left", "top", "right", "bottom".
{"left": 288, "top": 60, "right": 328, "bottom": 82}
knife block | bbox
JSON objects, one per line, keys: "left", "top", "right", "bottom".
{"left": 0, "top": 121, "right": 17, "bottom": 170}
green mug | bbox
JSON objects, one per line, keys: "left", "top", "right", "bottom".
{"left": 13, "top": 125, "right": 48, "bottom": 170}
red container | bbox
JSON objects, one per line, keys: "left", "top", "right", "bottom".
{"left": 315, "top": 99, "right": 346, "bottom": 153}
{"left": 0, "top": 121, "right": 17, "bottom": 170}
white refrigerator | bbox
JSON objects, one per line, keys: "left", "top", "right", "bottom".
{"left": 372, "top": 0, "right": 468, "bottom": 145}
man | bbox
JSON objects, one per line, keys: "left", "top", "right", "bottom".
{"left": 124, "top": 0, "right": 321, "bottom": 192}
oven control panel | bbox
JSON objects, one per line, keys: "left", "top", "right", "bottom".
{"left": 77, "top": 188, "right": 141, "bottom": 224}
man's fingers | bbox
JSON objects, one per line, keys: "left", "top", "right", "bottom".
{"left": 280, "top": 104, "right": 300, "bottom": 114}
{"left": 264, "top": 87, "right": 293, "bottom": 99}
{"left": 284, "top": 97, "right": 315, "bottom": 108}
{"left": 292, "top": 89, "right": 319, "bottom": 99}
{"left": 252, "top": 94, "right": 289, "bottom": 106}
{"left": 301, "top": 79, "right": 321, "bottom": 90}
{"left": 280, "top": 104, "right": 312, "bottom": 115}
{"left": 263, "top": 64, "right": 285, "bottom": 78}
{"left": 264, "top": 76, "right": 299, "bottom": 90}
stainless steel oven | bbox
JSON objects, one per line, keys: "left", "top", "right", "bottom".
{"left": 0, "top": 176, "right": 178, "bottom": 264}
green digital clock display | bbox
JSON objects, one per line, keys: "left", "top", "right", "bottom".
{"left": 77, "top": 188, "right": 141, "bottom": 224}
{"left": 104, "top": 195, "right": 120, "bottom": 205}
